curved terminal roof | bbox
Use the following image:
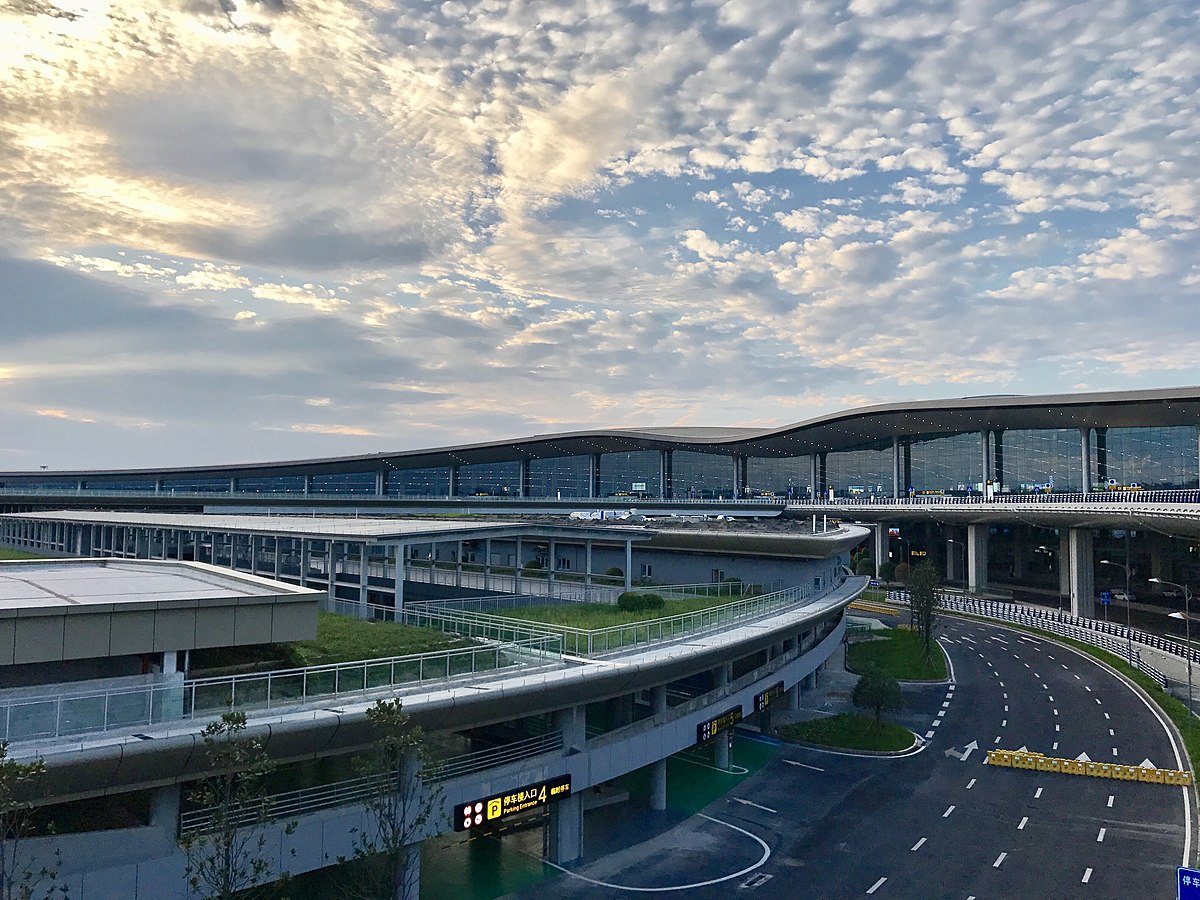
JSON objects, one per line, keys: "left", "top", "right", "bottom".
{"left": 4, "top": 386, "right": 1199, "bottom": 482}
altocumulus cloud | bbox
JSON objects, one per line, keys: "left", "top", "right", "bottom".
{"left": 0, "top": 0, "right": 1197, "bottom": 468}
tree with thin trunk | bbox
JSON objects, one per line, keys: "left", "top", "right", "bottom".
{"left": 0, "top": 742, "right": 66, "bottom": 900}
{"left": 341, "top": 699, "right": 444, "bottom": 900}
{"left": 852, "top": 667, "right": 903, "bottom": 729}
{"left": 180, "top": 712, "right": 291, "bottom": 900}
{"left": 907, "top": 560, "right": 942, "bottom": 658}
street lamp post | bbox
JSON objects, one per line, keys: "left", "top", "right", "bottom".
{"left": 1150, "top": 577, "right": 1193, "bottom": 717}
{"left": 1099, "top": 554, "right": 1134, "bottom": 663}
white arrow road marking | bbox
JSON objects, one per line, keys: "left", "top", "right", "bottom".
{"left": 1076, "top": 752, "right": 1092, "bottom": 762}
{"left": 1141, "top": 758, "right": 1156, "bottom": 768}
{"left": 944, "top": 741, "right": 978, "bottom": 761}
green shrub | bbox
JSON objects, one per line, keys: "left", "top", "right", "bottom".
{"left": 879, "top": 561, "right": 896, "bottom": 583}
{"left": 523, "top": 559, "right": 543, "bottom": 571}
{"left": 616, "top": 592, "right": 665, "bottom": 612}
{"left": 605, "top": 566, "right": 624, "bottom": 577}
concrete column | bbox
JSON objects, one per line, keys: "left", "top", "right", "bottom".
{"left": 359, "top": 543, "right": 370, "bottom": 616}
{"left": 548, "top": 792, "right": 584, "bottom": 867}
{"left": 299, "top": 539, "right": 309, "bottom": 587}
{"left": 1012, "top": 525, "right": 1025, "bottom": 580}
{"left": 1059, "top": 530, "right": 1070, "bottom": 600}
{"left": 584, "top": 541, "right": 593, "bottom": 590}
{"left": 967, "top": 523, "right": 989, "bottom": 593}
{"left": 274, "top": 536, "right": 282, "bottom": 580}
{"left": 519, "top": 459, "right": 530, "bottom": 498}
{"left": 810, "top": 455, "right": 819, "bottom": 500}
{"left": 515, "top": 537, "right": 523, "bottom": 594}
{"left": 650, "top": 685, "right": 670, "bottom": 810}
{"left": 624, "top": 541, "right": 632, "bottom": 593}
{"left": 149, "top": 785, "right": 180, "bottom": 832}
{"left": 374, "top": 470, "right": 385, "bottom": 497}
{"left": 484, "top": 539, "right": 492, "bottom": 590}
{"left": 455, "top": 540, "right": 463, "bottom": 588}
{"left": 946, "top": 530, "right": 960, "bottom": 583}
{"left": 611, "top": 693, "right": 634, "bottom": 728}
{"left": 327, "top": 542, "right": 339, "bottom": 606}
{"left": 981, "top": 430, "right": 992, "bottom": 490}
{"left": 1150, "top": 533, "right": 1168, "bottom": 582}
{"left": 1081, "top": 428, "right": 1092, "bottom": 493}
{"left": 161, "top": 649, "right": 178, "bottom": 674}
{"left": 1068, "top": 528, "right": 1095, "bottom": 618}
{"left": 892, "top": 436, "right": 902, "bottom": 499}
{"left": 873, "top": 525, "right": 887, "bottom": 577}
{"left": 553, "top": 704, "right": 587, "bottom": 753}
{"left": 393, "top": 543, "right": 405, "bottom": 611}
{"left": 660, "top": 450, "right": 671, "bottom": 500}
{"left": 448, "top": 465, "right": 459, "bottom": 497}
{"left": 548, "top": 539, "right": 556, "bottom": 591}
{"left": 303, "top": 474, "right": 312, "bottom": 496}
{"left": 714, "top": 728, "right": 731, "bottom": 770}
{"left": 589, "top": 453, "right": 601, "bottom": 499}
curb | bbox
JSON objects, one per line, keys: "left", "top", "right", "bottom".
{"left": 775, "top": 727, "right": 922, "bottom": 758}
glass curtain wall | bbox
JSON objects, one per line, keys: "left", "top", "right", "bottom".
{"left": 1092, "top": 426, "right": 1199, "bottom": 490}
{"left": 598, "top": 451, "right": 660, "bottom": 498}
{"left": 238, "top": 476, "right": 306, "bottom": 493}
{"left": 906, "top": 432, "right": 982, "bottom": 494}
{"left": 456, "top": 461, "right": 520, "bottom": 496}
{"left": 747, "top": 456, "right": 809, "bottom": 498}
{"left": 387, "top": 467, "right": 451, "bottom": 496}
{"left": 83, "top": 480, "right": 156, "bottom": 491}
{"left": 671, "top": 450, "right": 734, "bottom": 499}
{"left": 994, "top": 429, "right": 1082, "bottom": 493}
{"left": 824, "top": 442, "right": 893, "bottom": 497}
{"left": 310, "top": 472, "right": 375, "bottom": 494}
{"left": 528, "top": 456, "right": 590, "bottom": 498}
{"left": 162, "top": 478, "right": 230, "bottom": 493}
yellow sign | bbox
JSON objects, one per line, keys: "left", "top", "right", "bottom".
{"left": 455, "top": 774, "right": 572, "bottom": 830}
{"left": 986, "top": 749, "right": 1193, "bottom": 786}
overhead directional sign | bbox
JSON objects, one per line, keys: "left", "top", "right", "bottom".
{"left": 454, "top": 774, "right": 571, "bottom": 831}
{"left": 697, "top": 706, "right": 743, "bottom": 743}
{"left": 754, "top": 682, "right": 785, "bottom": 713}
{"left": 1179, "top": 866, "right": 1200, "bottom": 899}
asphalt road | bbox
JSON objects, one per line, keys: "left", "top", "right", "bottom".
{"left": 522, "top": 615, "right": 1190, "bottom": 900}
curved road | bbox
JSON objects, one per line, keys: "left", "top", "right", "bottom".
{"left": 525, "top": 614, "right": 1191, "bottom": 899}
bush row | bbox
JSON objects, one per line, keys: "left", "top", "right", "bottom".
{"left": 616, "top": 592, "right": 666, "bottom": 612}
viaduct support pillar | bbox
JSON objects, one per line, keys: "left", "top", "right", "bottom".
{"left": 548, "top": 791, "right": 584, "bottom": 867}
{"left": 967, "top": 524, "right": 989, "bottom": 594}
{"left": 650, "top": 686, "right": 668, "bottom": 811}
{"left": 1069, "top": 528, "right": 1095, "bottom": 619}
{"left": 1059, "top": 531, "right": 1070, "bottom": 602}
{"left": 873, "top": 525, "right": 887, "bottom": 577}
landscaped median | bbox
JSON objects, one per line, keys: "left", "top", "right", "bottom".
{"left": 778, "top": 714, "right": 914, "bottom": 753}
{"left": 846, "top": 627, "right": 948, "bottom": 681}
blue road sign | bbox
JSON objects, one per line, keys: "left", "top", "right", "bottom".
{"left": 1178, "top": 866, "right": 1200, "bottom": 899}
{"left": 1100, "top": 591, "right": 1112, "bottom": 606}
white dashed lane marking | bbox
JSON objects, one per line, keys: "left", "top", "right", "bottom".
{"left": 911, "top": 837, "right": 927, "bottom": 851}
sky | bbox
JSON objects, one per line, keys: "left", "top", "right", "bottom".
{"left": 1, "top": 0, "right": 1198, "bottom": 471}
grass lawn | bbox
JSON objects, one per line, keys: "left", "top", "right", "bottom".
{"left": 190, "top": 611, "right": 473, "bottom": 675}
{"left": 494, "top": 593, "right": 753, "bottom": 630}
{"left": 0, "top": 548, "right": 41, "bottom": 560}
{"left": 778, "top": 713, "right": 913, "bottom": 752}
{"left": 847, "top": 628, "right": 948, "bottom": 680}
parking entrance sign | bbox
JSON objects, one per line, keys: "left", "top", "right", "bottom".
{"left": 1179, "top": 866, "right": 1200, "bottom": 898}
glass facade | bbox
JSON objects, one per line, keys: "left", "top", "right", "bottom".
{"left": 387, "top": 467, "right": 451, "bottom": 496}
{"left": 671, "top": 450, "right": 734, "bottom": 499}
{"left": 528, "top": 456, "right": 591, "bottom": 498}
{"left": 238, "top": 476, "right": 305, "bottom": 494}
{"left": 824, "top": 442, "right": 893, "bottom": 498}
{"left": 1093, "top": 426, "right": 1199, "bottom": 490}
{"left": 456, "top": 461, "right": 520, "bottom": 496}
{"left": 310, "top": 472, "right": 375, "bottom": 494}
{"left": 994, "top": 428, "right": 1082, "bottom": 493}
{"left": 162, "top": 478, "right": 230, "bottom": 493}
{"left": 906, "top": 433, "right": 983, "bottom": 495}
{"left": 747, "top": 456, "right": 809, "bottom": 498}
{"left": 84, "top": 480, "right": 156, "bottom": 492}
{"left": 598, "top": 451, "right": 660, "bottom": 498}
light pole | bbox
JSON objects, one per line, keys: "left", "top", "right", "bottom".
{"left": 1151, "top": 577, "right": 1193, "bottom": 717}
{"left": 1099, "top": 551, "right": 1134, "bottom": 662}
{"left": 947, "top": 538, "right": 968, "bottom": 591}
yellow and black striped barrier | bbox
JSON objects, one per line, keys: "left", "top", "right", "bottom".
{"left": 986, "top": 749, "right": 1193, "bottom": 786}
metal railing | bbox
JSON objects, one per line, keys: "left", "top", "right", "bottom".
{"left": 882, "top": 590, "right": 1170, "bottom": 688}
{"left": 179, "top": 730, "right": 565, "bottom": 835}
{"left": 403, "top": 582, "right": 821, "bottom": 658}
{"left": 789, "top": 488, "right": 1200, "bottom": 507}
{"left": 0, "top": 637, "right": 563, "bottom": 744}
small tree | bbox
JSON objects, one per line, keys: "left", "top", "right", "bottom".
{"left": 854, "top": 556, "right": 874, "bottom": 577}
{"left": 342, "top": 700, "right": 444, "bottom": 900}
{"left": 878, "top": 561, "right": 896, "bottom": 584}
{"left": 852, "top": 667, "right": 903, "bottom": 728}
{"left": 908, "top": 560, "right": 942, "bottom": 658}
{"left": 0, "top": 743, "right": 66, "bottom": 900}
{"left": 893, "top": 562, "right": 911, "bottom": 585}
{"left": 180, "top": 712, "right": 289, "bottom": 900}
